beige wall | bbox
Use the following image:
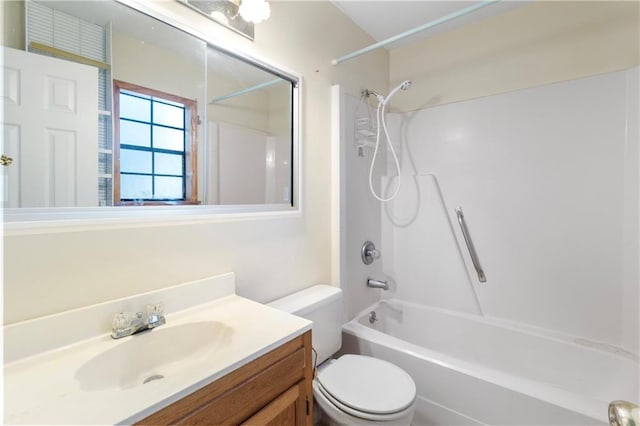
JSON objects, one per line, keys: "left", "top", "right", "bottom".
{"left": 207, "top": 75, "right": 271, "bottom": 134}
{"left": 3, "top": 0, "right": 389, "bottom": 323}
{"left": 112, "top": 31, "right": 206, "bottom": 104}
{"left": 389, "top": 1, "right": 640, "bottom": 111}
{"left": 1, "top": 0, "right": 24, "bottom": 50}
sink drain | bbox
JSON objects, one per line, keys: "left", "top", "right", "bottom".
{"left": 143, "top": 374, "right": 165, "bottom": 384}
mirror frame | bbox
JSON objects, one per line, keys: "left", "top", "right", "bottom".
{"left": 3, "top": 0, "right": 302, "bottom": 234}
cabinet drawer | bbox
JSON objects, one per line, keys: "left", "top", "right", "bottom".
{"left": 179, "top": 348, "right": 305, "bottom": 425}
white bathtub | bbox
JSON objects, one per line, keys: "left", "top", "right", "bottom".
{"left": 341, "top": 299, "right": 638, "bottom": 425}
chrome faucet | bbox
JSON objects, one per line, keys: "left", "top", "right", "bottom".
{"left": 111, "top": 302, "right": 166, "bottom": 339}
{"left": 367, "top": 278, "right": 389, "bottom": 291}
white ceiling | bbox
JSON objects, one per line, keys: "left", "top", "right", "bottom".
{"left": 331, "top": 1, "right": 528, "bottom": 49}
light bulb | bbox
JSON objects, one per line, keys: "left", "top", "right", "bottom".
{"left": 209, "top": 10, "right": 229, "bottom": 26}
{"left": 239, "top": 0, "right": 271, "bottom": 24}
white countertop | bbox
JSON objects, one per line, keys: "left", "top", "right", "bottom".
{"left": 4, "top": 294, "right": 311, "bottom": 425}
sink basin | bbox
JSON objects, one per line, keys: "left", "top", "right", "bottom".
{"left": 75, "top": 321, "right": 233, "bottom": 391}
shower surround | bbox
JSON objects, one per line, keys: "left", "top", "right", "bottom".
{"left": 334, "top": 66, "right": 639, "bottom": 424}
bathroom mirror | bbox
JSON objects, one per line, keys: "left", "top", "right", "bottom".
{"left": 2, "top": 0, "right": 299, "bottom": 224}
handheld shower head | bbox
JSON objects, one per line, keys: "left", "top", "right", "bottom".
{"left": 400, "top": 80, "right": 412, "bottom": 91}
{"left": 383, "top": 80, "right": 412, "bottom": 105}
{"left": 367, "top": 80, "right": 412, "bottom": 202}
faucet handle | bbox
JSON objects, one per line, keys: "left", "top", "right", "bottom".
{"left": 361, "top": 241, "right": 381, "bottom": 265}
{"left": 367, "top": 248, "right": 380, "bottom": 259}
{"left": 146, "top": 302, "right": 166, "bottom": 328}
{"left": 147, "top": 302, "right": 164, "bottom": 317}
{"left": 112, "top": 312, "right": 131, "bottom": 330}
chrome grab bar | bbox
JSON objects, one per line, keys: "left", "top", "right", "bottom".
{"left": 455, "top": 207, "right": 486, "bottom": 283}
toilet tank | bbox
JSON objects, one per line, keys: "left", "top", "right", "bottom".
{"left": 268, "top": 285, "right": 343, "bottom": 364}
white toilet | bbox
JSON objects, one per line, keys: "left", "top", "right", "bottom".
{"left": 269, "top": 285, "right": 416, "bottom": 426}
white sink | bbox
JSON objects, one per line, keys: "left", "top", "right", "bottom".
{"left": 75, "top": 321, "right": 233, "bottom": 391}
{"left": 4, "top": 276, "right": 311, "bottom": 425}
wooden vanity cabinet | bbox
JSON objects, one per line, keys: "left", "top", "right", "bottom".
{"left": 136, "top": 331, "right": 313, "bottom": 426}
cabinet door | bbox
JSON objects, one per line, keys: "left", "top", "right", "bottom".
{"left": 240, "top": 381, "right": 307, "bottom": 426}
{"left": 136, "top": 331, "right": 313, "bottom": 426}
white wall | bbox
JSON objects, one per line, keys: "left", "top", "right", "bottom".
{"left": 267, "top": 84, "right": 292, "bottom": 204}
{"left": 2, "top": 1, "right": 389, "bottom": 324}
{"left": 622, "top": 67, "right": 639, "bottom": 354}
{"left": 381, "top": 175, "right": 483, "bottom": 316}
{"left": 217, "top": 123, "right": 268, "bottom": 205}
{"left": 383, "top": 68, "right": 639, "bottom": 354}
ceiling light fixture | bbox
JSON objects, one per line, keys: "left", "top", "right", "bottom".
{"left": 239, "top": 0, "right": 271, "bottom": 24}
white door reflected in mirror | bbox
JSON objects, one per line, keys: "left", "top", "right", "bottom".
{"left": 3, "top": 48, "right": 98, "bottom": 208}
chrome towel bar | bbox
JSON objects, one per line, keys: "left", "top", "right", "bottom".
{"left": 455, "top": 207, "right": 487, "bottom": 283}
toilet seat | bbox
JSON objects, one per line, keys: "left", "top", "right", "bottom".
{"left": 315, "top": 354, "right": 416, "bottom": 421}
{"left": 315, "top": 381, "right": 414, "bottom": 422}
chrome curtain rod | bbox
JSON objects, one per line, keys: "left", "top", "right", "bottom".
{"left": 332, "top": 0, "right": 500, "bottom": 66}
{"left": 209, "top": 78, "right": 283, "bottom": 104}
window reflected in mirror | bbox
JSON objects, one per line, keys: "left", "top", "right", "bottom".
{"left": 114, "top": 81, "right": 198, "bottom": 205}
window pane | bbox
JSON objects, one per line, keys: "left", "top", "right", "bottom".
{"left": 154, "top": 176, "right": 183, "bottom": 199}
{"left": 153, "top": 126, "right": 184, "bottom": 151}
{"left": 155, "top": 153, "right": 183, "bottom": 176}
{"left": 120, "top": 120, "right": 151, "bottom": 147}
{"left": 120, "top": 149, "right": 152, "bottom": 174}
{"left": 121, "top": 174, "right": 152, "bottom": 199}
{"left": 120, "top": 93, "right": 150, "bottom": 122}
{"left": 154, "top": 102, "right": 184, "bottom": 128}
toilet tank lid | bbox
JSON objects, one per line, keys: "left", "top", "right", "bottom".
{"left": 268, "top": 285, "right": 342, "bottom": 315}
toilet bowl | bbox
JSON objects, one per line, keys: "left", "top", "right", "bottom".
{"left": 313, "top": 355, "right": 416, "bottom": 426}
{"left": 268, "top": 285, "right": 417, "bottom": 426}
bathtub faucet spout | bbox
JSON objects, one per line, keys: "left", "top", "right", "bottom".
{"left": 367, "top": 278, "right": 389, "bottom": 291}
